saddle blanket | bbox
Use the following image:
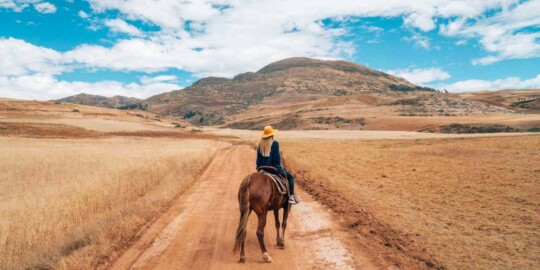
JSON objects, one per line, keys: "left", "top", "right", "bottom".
{"left": 259, "top": 171, "right": 289, "bottom": 195}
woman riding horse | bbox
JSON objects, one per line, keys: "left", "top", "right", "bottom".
{"left": 233, "top": 125, "right": 298, "bottom": 263}
{"left": 256, "top": 125, "right": 298, "bottom": 204}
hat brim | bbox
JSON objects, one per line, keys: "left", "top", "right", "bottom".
{"left": 261, "top": 129, "right": 278, "bottom": 138}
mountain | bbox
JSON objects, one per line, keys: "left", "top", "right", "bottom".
{"left": 55, "top": 58, "right": 535, "bottom": 131}
{"left": 144, "top": 57, "right": 433, "bottom": 125}
{"left": 143, "top": 57, "right": 522, "bottom": 130}
{"left": 56, "top": 93, "right": 141, "bottom": 109}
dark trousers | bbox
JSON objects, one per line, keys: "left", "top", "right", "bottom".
{"left": 282, "top": 170, "right": 295, "bottom": 195}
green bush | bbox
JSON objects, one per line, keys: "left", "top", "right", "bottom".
{"left": 183, "top": 111, "right": 198, "bottom": 119}
{"left": 118, "top": 103, "right": 148, "bottom": 110}
{"left": 388, "top": 84, "right": 437, "bottom": 92}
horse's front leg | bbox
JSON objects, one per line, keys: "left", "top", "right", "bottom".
{"left": 256, "top": 211, "right": 272, "bottom": 263}
{"left": 274, "top": 209, "right": 283, "bottom": 248}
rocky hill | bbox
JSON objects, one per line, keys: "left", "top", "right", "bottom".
{"left": 141, "top": 57, "right": 526, "bottom": 131}
{"left": 144, "top": 57, "right": 433, "bottom": 125}
{"left": 56, "top": 93, "right": 141, "bottom": 109}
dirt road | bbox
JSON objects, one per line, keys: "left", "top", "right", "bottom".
{"left": 111, "top": 145, "right": 379, "bottom": 269}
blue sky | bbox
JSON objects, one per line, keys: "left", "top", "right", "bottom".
{"left": 1, "top": 0, "right": 539, "bottom": 100}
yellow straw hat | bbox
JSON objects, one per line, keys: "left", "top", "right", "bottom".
{"left": 261, "top": 125, "right": 278, "bottom": 138}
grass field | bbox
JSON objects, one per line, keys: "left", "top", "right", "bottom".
{"left": 0, "top": 137, "right": 228, "bottom": 269}
{"left": 283, "top": 136, "right": 540, "bottom": 269}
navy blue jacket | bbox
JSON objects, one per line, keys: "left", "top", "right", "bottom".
{"left": 256, "top": 141, "right": 285, "bottom": 175}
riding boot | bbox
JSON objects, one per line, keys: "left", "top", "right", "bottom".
{"left": 284, "top": 171, "right": 298, "bottom": 204}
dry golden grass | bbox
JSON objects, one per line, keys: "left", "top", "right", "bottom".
{"left": 283, "top": 136, "right": 540, "bottom": 269}
{"left": 0, "top": 137, "right": 229, "bottom": 269}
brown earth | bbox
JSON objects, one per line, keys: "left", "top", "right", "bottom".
{"left": 110, "top": 145, "right": 394, "bottom": 270}
{"left": 283, "top": 136, "right": 540, "bottom": 270}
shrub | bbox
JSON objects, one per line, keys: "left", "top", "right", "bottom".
{"left": 183, "top": 111, "right": 198, "bottom": 119}
{"left": 389, "top": 84, "right": 437, "bottom": 92}
{"left": 118, "top": 103, "right": 148, "bottom": 111}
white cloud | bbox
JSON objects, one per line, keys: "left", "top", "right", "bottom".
{"left": 402, "top": 32, "right": 431, "bottom": 49}
{"left": 0, "top": 37, "right": 65, "bottom": 76}
{"left": 104, "top": 19, "right": 143, "bottom": 36}
{"left": 78, "top": 10, "right": 89, "bottom": 19}
{"left": 7, "top": 1, "right": 538, "bottom": 79}
{"left": 75, "top": 0, "right": 531, "bottom": 76}
{"left": 455, "top": 39, "right": 467, "bottom": 46}
{"left": 140, "top": 75, "right": 177, "bottom": 84}
{"left": 440, "top": 0, "right": 540, "bottom": 65}
{"left": 1, "top": 0, "right": 56, "bottom": 13}
{"left": 0, "top": 74, "right": 181, "bottom": 100}
{"left": 0, "top": 0, "right": 29, "bottom": 11}
{"left": 387, "top": 67, "right": 451, "bottom": 85}
{"left": 436, "top": 74, "right": 540, "bottom": 92}
{"left": 87, "top": 0, "right": 220, "bottom": 29}
{"left": 2, "top": 0, "right": 540, "bottom": 100}
{"left": 404, "top": 12, "right": 436, "bottom": 31}
{"left": 64, "top": 21, "right": 351, "bottom": 76}
{"left": 33, "top": 2, "right": 55, "bottom": 14}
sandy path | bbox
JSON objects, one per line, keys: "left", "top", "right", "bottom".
{"left": 111, "top": 145, "right": 379, "bottom": 270}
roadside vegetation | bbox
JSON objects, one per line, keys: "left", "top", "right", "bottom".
{"left": 0, "top": 137, "right": 228, "bottom": 269}
{"left": 284, "top": 136, "right": 540, "bottom": 270}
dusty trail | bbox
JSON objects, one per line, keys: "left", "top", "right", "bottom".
{"left": 111, "top": 145, "right": 379, "bottom": 269}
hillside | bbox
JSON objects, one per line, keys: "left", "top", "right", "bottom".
{"left": 459, "top": 89, "right": 540, "bottom": 113}
{"left": 143, "top": 57, "right": 424, "bottom": 125}
{"left": 142, "top": 57, "right": 532, "bottom": 131}
{"left": 56, "top": 93, "right": 141, "bottom": 109}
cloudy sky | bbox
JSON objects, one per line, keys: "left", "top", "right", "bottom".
{"left": 1, "top": 0, "right": 539, "bottom": 100}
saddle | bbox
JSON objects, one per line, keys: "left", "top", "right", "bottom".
{"left": 257, "top": 166, "right": 289, "bottom": 196}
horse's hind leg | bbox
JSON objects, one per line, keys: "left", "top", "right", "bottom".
{"left": 256, "top": 211, "right": 272, "bottom": 263}
{"left": 240, "top": 240, "right": 246, "bottom": 263}
{"left": 239, "top": 209, "right": 250, "bottom": 263}
{"left": 273, "top": 209, "right": 283, "bottom": 248}
{"left": 281, "top": 204, "right": 290, "bottom": 249}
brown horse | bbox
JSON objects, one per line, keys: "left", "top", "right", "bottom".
{"left": 232, "top": 172, "right": 291, "bottom": 263}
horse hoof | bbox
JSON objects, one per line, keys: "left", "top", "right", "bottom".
{"left": 263, "top": 252, "right": 273, "bottom": 263}
{"left": 239, "top": 258, "right": 245, "bottom": 263}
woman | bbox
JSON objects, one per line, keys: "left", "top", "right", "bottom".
{"left": 256, "top": 125, "right": 298, "bottom": 204}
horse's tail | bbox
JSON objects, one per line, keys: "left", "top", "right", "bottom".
{"left": 233, "top": 174, "right": 252, "bottom": 254}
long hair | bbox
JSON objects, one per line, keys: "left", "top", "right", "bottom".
{"left": 258, "top": 136, "right": 273, "bottom": 157}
